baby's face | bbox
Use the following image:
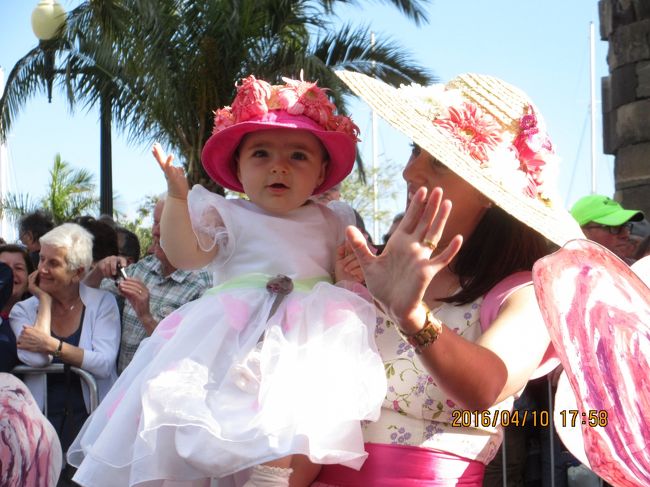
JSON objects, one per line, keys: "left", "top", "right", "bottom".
{"left": 237, "top": 129, "right": 327, "bottom": 215}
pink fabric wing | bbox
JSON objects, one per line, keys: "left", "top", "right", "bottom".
{"left": 0, "top": 373, "right": 62, "bottom": 487}
{"left": 532, "top": 239, "right": 650, "bottom": 487}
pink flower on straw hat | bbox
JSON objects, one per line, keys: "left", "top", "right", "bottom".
{"left": 434, "top": 102, "right": 502, "bottom": 164}
{"left": 513, "top": 108, "right": 555, "bottom": 200}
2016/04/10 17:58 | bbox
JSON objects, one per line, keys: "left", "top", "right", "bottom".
{"left": 451, "top": 409, "right": 608, "bottom": 428}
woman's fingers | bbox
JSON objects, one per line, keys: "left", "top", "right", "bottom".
{"left": 420, "top": 198, "right": 453, "bottom": 253}
{"left": 399, "top": 187, "right": 428, "bottom": 235}
{"left": 434, "top": 234, "right": 463, "bottom": 267}
{"left": 414, "top": 188, "right": 444, "bottom": 242}
{"left": 345, "top": 226, "right": 376, "bottom": 268}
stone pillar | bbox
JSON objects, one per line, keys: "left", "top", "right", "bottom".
{"left": 599, "top": 0, "right": 650, "bottom": 215}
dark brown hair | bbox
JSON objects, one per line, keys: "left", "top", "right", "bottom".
{"left": 74, "top": 216, "right": 119, "bottom": 263}
{"left": 0, "top": 244, "right": 35, "bottom": 275}
{"left": 443, "top": 205, "right": 553, "bottom": 305}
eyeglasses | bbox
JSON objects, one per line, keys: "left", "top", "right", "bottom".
{"left": 582, "top": 222, "right": 632, "bottom": 235}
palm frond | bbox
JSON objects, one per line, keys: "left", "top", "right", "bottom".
{"left": 0, "top": 193, "right": 39, "bottom": 221}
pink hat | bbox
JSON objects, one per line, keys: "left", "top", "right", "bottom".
{"left": 201, "top": 75, "right": 359, "bottom": 195}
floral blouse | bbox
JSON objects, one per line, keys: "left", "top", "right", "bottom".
{"left": 362, "top": 296, "right": 513, "bottom": 465}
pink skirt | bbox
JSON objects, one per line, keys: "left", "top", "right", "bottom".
{"left": 313, "top": 442, "right": 485, "bottom": 486}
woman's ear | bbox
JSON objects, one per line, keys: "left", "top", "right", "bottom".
{"left": 72, "top": 266, "right": 86, "bottom": 283}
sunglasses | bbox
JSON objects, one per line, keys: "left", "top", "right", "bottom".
{"left": 583, "top": 222, "right": 632, "bottom": 235}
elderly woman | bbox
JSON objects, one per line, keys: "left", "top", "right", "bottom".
{"left": 10, "top": 223, "right": 120, "bottom": 456}
{"left": 310, "top": 72, "right": 584, "bottom": 486}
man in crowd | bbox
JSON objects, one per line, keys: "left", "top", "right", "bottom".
{"left": 18, "top": 210, "right": 54, "bottom": 267}
{"left": 570, "top": 194, "right": 644, "bottom": 261}
{"left": 84, "top": 197, "right": 212, "bottom": 373}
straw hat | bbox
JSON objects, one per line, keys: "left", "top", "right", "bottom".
{"left": 336, "top": 70, "right": 583, "bottom": 246}
{"left": 201, "top": 75, "right": 359, "bottom": 195}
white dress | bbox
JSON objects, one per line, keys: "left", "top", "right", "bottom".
{"left": 68, "top": 185, "right": 387, "bottom": 487}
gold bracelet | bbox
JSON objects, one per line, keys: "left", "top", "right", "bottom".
{"left": 397, "top": 302, "right": 443, "bottom": 354}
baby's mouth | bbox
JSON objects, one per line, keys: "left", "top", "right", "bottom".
{"left": 269, "top": 183, "right": 289, "bottom": 189}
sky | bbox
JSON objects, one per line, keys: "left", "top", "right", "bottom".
{"left": 0, "top": 1, "right": 613, "bottom": 242}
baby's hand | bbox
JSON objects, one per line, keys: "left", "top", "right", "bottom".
{"left": 335, "top": 243, "right": 365, "bottom": 284}
{"left": 152, "top": 143, "right": 189, "bottom": 200}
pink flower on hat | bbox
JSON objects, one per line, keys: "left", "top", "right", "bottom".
{"left": 329, "top": 114, "right": 361, "bottom": 139}
{"left": 433, "top": 102, "right": 502, "bottom": 164}
{"left": 513, "top": 107, "right": 555, "bottom": 199}
{"left": 212, "top": 107, "right": 235, "bottom": 133}
{"left": 210, "top": 75, "right": 359, "bottom": 140}
{"left": 278, "top": 77, "right": 337, "bottom": 127}
{"left": 231, "top": 75, "right": 273, "bottom": 122}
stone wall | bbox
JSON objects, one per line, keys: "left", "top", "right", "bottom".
{"left": 599, "top": 0, "right": 650, "bottom": 214}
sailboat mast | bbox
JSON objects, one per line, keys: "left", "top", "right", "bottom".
{"left": 589, "top": 21, "right": 597, "bottom": 194}
{"left": 371, "top": 32, "right": 379, "bottom": 243}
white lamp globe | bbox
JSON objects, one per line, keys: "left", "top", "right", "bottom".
{"left": 31, "top": 0, "right": 67, "bottom": 41}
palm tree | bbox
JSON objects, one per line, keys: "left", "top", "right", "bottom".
{"left": 0, "top": 0, "right": 436, "bottom": 189}
{"left": 0, "top": 154, "right": 98, "bottom": 224}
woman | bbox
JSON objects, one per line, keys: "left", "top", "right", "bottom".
{"left": 0, "top": 244, "right": 34, "bottom": 314}
{"left": 312, "top": 72, "right": 583, "bottom": 485}
{"left": 0, "top": 244, "right": 34, "bottom": 372}
{"left": 10, "top": 223, "right": 121, "bottom": 456}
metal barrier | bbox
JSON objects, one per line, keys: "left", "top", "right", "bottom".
{"left": 11, "top": 364, "right": 100, "bottom": 415}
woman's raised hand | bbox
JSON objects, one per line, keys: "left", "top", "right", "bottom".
{"left": 346, "top": 187, "right": 462, "bottom": 323}
{"left": 152, "top": 143, "right": 189, "bottom": 199}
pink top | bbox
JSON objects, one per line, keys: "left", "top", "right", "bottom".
{"left": 480, "top": 271, "right": 560, "bottom": 379}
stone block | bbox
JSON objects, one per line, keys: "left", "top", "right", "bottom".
{"left": 632, "top": 0, "right": 650, "bottom": 20}
{"left": 607, "top": 18, "right": 650, "bottom": 69}
{"left": 614, "top": 142, "right": 650, "bottom": 181}
{"left": 610, "top": 63, "right": 638, "bottom": 108}
{"left": 600, "top": 0, "right": 613, "bottom": 39}
{"left": 615, "top": 184, "right": 650, "bottom": 215}
{"left": 638, "top": 60, "right": 650, "bottom": 96}
{"left": 614, "top": 98, "right": 650, "bottom": 148}
{"left": 614, "top": 0, "right": 640, "bottom": 27}
{"left": 602, "top": 77, "right": 616, "bottom": 154}
{"left": 602, "top": 75, "right": 613, "bottom": 113}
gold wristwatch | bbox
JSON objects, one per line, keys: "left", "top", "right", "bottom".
{"left": 398, "top": 302, "right": 443, "bottom": 354}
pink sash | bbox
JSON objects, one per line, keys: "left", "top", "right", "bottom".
{"left": 313, "top": 443, "right": 485, "bottom": 486}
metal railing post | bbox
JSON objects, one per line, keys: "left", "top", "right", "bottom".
{"left": 11, "top": 364, "right": 99, "bottom": 413}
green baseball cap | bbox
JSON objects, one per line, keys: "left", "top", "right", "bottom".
{"left": 570, "top": 194, "right": 644, "bottom": 226}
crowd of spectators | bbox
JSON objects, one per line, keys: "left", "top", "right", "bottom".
{"left": 0, "top": 201, "right": 213, "bottom": 486}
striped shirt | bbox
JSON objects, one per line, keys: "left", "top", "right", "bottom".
{"left": 101, "top": 255, "right": 212, "bottom": 373}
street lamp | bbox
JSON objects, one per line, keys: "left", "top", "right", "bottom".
{"left": 30, "top": 0, "right": 114, "bottom": 217}
{"left": 31, "top": 0, "right": 66, "bottom": 103}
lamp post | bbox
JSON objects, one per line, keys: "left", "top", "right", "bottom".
{"left": 31, "top": 0, "right": 113, "bottom": 217}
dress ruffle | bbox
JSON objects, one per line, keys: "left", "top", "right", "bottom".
{"left": 69, "top": 275, "right": 386, "bottom": 487}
